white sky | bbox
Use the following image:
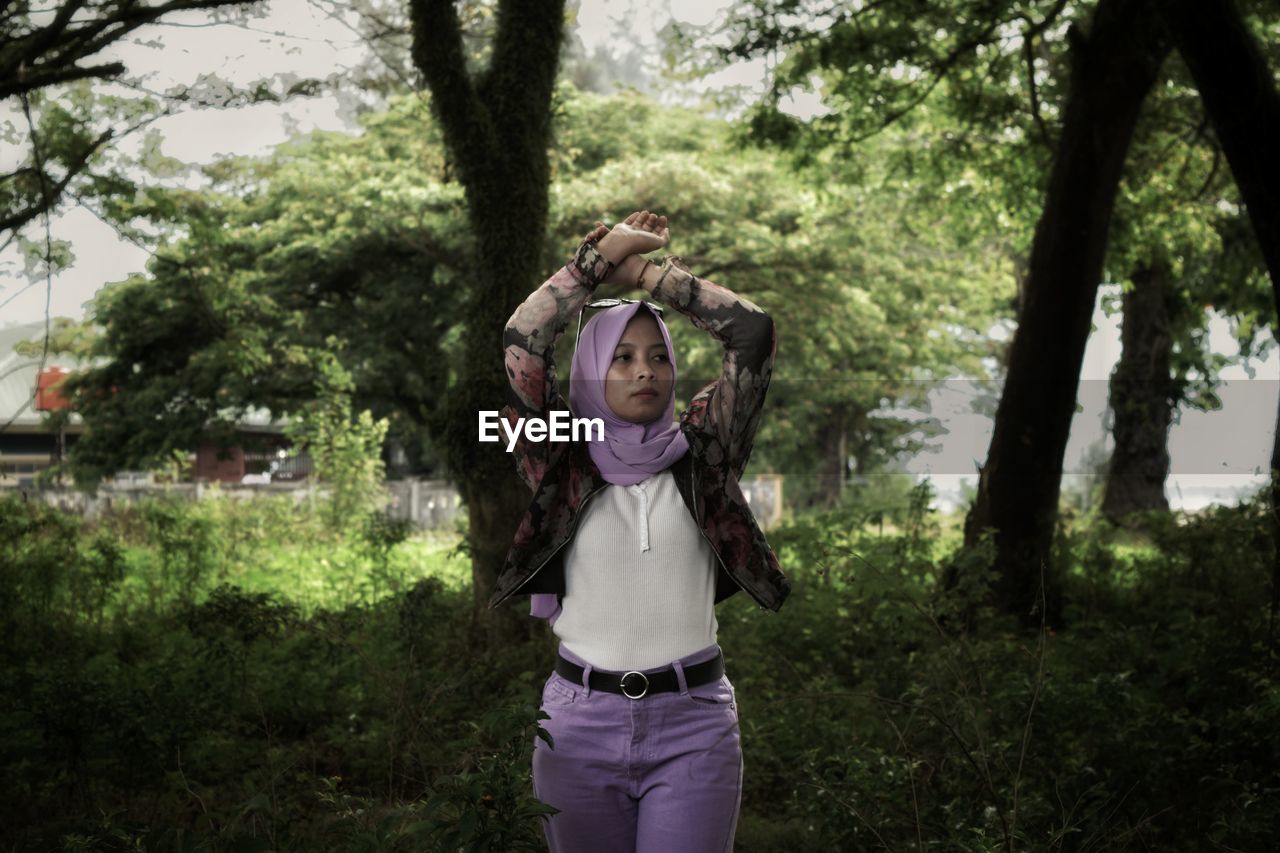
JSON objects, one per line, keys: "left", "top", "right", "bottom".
{"left": 0, "top": 0, "right": 1275, "bottom": 510}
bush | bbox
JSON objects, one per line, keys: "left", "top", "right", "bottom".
{"left": 724, "top": 489, "right": 1278, "bottom": 851}
{"left": 3, "top": 488, "right": 1277, "bottom": 851}
{"left": 285, "top": 352, "right": 391, "bottom": 534}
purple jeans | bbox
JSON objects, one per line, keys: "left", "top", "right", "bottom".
{"left": 532, "top": 642, "right": 744, "bottom": 853}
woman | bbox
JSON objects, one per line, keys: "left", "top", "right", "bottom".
{"left": 489, "top": 210, "right": 792, "bottom": 852}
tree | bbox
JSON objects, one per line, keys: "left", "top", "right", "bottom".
{"left": 62, "top": 93, "right": 468, "bottom": 483}
{"left": 1100, "top": 259, "right": 1177, "bottom": 519}
{"left": 951, "top": 0, "right": 1170, "bottom": 627}
{"left": 680, "top": 0, "right": 1148, "bottom": 624}
{"left": 285, "top": 353, "right": 391, "bottom": 530}
{"left": 1097, "top": 22, "right": 1273, "bottom": 522}
{"left": 59, "top": 80, "right": 1012, "bottom": 666}
{"left": 404, "top": 0, "right": 568, "bottom": 644}
{"left": 1, "top": 0, "right": 373, "bottom": 443}
{"left": 1159, "top": 0, "right": 1280, "bottom": 630}
{"left": 693, "top": 0, "right": 1279, "bottom": 627}
{"left": 0, "top": 0, "right": 280, "bottom": 239}
{"left": 545, "top": 92, "right": 1007, "bottom": 509}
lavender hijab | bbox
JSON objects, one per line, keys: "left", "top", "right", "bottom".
{"left": 570, "top": 301, "right": 690, "bottom": 484}
{"left": 530, "top": 301, "right": 690, "bottom": 622}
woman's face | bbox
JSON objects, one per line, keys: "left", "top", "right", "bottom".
{"left": 604, "top": 312, "right": 674, "bottom": 424}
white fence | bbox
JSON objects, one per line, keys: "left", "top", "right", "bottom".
{"left": 1, "top": 478, "right": 464, "bottom": 530}
{"left": 3, "top": 474, "right": 783, "bottom": 530}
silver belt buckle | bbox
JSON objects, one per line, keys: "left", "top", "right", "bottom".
{"left": 620, "top": 671, "right": 649, "bottom": 699}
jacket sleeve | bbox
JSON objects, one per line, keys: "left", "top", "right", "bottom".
{"left": 648, "top": 258, "right": 776, "bottom": 481}
{"left": 502, "top": 238, "right": 614, "bottom": 491}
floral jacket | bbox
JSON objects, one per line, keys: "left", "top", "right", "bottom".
{"left": 487, "top": 238, "right": 793, "bottom": 616}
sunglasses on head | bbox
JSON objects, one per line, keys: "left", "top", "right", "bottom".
{"left": 574, "top": 298, "right": 665, "bottom": 350}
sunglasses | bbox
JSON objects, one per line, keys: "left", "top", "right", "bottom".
{"left": 574, "top": 298, "right": 665, "bottom": 350}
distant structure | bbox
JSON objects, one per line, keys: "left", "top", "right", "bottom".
{"left": 0, "top": 321, "right": 309, "bottom": 488}
{"left": 0, "top": 321, "right": 84, "bottom": 485}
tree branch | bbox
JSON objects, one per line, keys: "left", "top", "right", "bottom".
{"left": 0, "top": 61, "right": 126, "bottom": 99}
{"left": 7, "top": 0, "right": 86, "bottom": 74}
{"left": 482, "top": 0, "right": 564, "bottom": 136}
{"left": 407, "top": 0, "right": 494, "bottom": 185}
{"left": 0, "top": 126, "right": 115, "bottom": 233}
{"left": 1, "top": 0, "right": 258, "bottom": 99}
{"left": 848, "top": 16, "right": 1006, "bottom": 145}
{"left": 1020, "top": 28, "right": 1053, "bottom": 154}
{"left": 306, "top": 0, "right": 419, "bottom": 94}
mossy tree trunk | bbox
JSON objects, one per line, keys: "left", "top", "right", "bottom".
{"left": 1101, "top": 257, "right": 1176, "bottom": 523}
{"left": 408, "top": 0, "right": 566, "bottom": 646}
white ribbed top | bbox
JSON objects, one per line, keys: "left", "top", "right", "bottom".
{"left": 553, "top": 469, "right": 719, "bottom": 671}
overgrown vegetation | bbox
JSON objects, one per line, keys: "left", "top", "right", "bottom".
{"left": 2, "top": 483, "right": 1275, "bottom": 851}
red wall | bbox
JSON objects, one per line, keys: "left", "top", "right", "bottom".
{"left": 195, "top": 444, "right": 245, "bottom": 482}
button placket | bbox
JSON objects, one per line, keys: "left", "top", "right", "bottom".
{"left": 627, "top": 479, "right": 651, "bottom": 552}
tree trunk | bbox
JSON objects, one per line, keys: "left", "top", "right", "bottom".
{"left": 812, "top": 406, "right": 849, "bottom": 508}
{"left": 961, "top": 0, "right": 1171, "bottom": 629}
{"left": 849, "top": 407, "right": 876, "bottom": 485}
{"left": 408, "top": 0, "right": 567, "bottom": 646}
{"left": 1166, "top": 0, "right": 1280, "bottom": 285}
{"left": 1162, "top": 0, "right": 1280, "bottom": 640}
{"left": 1101, "top": 258, "right": 1175, "bottom": 522}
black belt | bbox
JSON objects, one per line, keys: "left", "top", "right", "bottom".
{"left": 554, "top": 649, "right": 725, "bottom": 700}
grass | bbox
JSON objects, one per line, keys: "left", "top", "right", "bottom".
{"left": 223, "top": 530, "right": 469, "bottom": 612}
{"left": 91, "top": 494, "right": 471, "bottom": 619}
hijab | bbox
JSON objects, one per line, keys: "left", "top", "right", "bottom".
{"left": 567, "top": 301, "right": 689, "bottom": 485}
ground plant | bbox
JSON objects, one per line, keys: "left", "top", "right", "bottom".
{"left": 0, "top": 483, "right": 1276, "bottom": 851}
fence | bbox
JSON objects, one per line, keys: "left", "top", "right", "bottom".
{"left": 2, "top": 474, "right": 783, "bottom": 530}
{"left": 1, "top": 478, "right": 463, "bottom": 531}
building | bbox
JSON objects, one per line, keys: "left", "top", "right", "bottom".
{"left": 0, "top": 321, "right": 83, "bottom": 485}
{"left": 0, "top": 320, "right": 309, "bottom": 487}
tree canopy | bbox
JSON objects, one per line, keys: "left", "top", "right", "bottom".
{"left": 59, "top": 83, "right": 1006, "bottom": 511}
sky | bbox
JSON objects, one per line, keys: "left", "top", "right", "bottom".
{"left": 0, "top": 0, "right": 1275, "bottom": 510}
{"left": 0, "top": 0, "right": 752, "bottom": 324}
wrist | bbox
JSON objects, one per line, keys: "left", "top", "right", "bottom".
{"left": 572, "top": 238, "right": 615, "bottom": 288}
{"left": 595, "top": 231, "right": 631, "bottom": 265}
{"left": 602, "top": 253, "right": 646, "bottom": 288}
{"left": 632, "top": 257, "right": 659, "bottom": 292}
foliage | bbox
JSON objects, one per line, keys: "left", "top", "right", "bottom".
{"left": 408, "top": 701, "right": 559, "bottom": 852}
{"left": 547, "top": 86, "right": 1008, "bottom": 505}
{"left": 52, "top": 83, "right": 1008, "bottom": 512}
{"left": 2, "top": 0, "right": 346, "bottom": 281}
{"left": 2, "top": 489, "right": 1277, "bottom": 850}
{"left": 0, "top": 493, "right": 518, "bottom": 850}
{"left": 1102, "top": 48, "right": 1275, "bottom": 412}
{"left": 59, "top": 91, "right": 468, "bottom": 485}
{"left": 725, "top": 484, "right": 1278, "bottom": 851}
{"left": 285, "top": 353, "right": 391, "bottom": 531}
{"left": 681, "top": 0, "right": 1277, "bottom": 408}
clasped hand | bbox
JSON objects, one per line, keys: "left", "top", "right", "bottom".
{"left": 585, "top": 210, "right": 670, "bottom": 290}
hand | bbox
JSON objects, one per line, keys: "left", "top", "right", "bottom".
{"left": 594, "top": 210, "right": 670, "bottom": 265}
{"left": 582, "top": 222, "right": 609, "bottom": 244}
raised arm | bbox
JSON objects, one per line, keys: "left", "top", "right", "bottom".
{"left": 621, "top": 253, "right": 776, "bottom": 481}
{"left": 501, "top": 236, "right": 613, "bottom": 491}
